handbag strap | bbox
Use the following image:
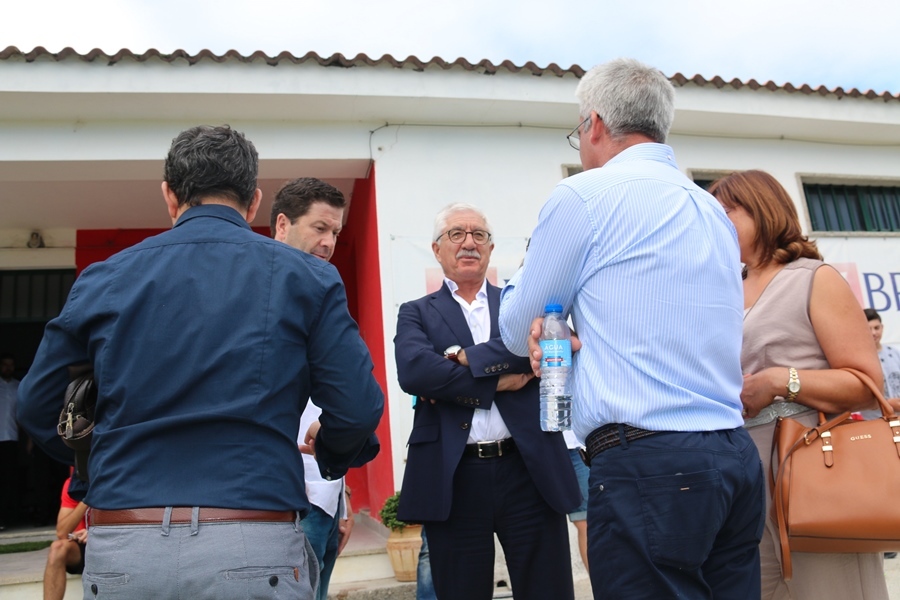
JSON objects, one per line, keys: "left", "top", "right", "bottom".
{"left": 838, "top": 367, "right": 895, "bottom": 419}
{"left": 771, "top": 367, "right": 893, "bottom": 581}
{"left": 773, "top": 432, "right": 806, "bottom": 580}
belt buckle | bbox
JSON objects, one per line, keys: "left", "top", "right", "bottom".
{"left": 476, "top": 440, "right": 499, "bottom": 458}
{"left": 578, "top": 447, "right": 591, "bottom": 467}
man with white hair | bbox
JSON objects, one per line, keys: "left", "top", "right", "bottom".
{"left": 500, "top": 58, "right": 765, "bottom": 598}
{"left": 394, "top": 203, "right": 581, "bottom": 600}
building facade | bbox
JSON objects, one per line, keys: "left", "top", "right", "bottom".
{"left": 2, "top": 46, "right": 899, "bottom": 512}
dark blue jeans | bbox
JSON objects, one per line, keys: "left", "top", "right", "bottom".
{"left": 301, "top": 504, "right": 340, "bottom": 600}
{"left": 587, "top": 427, "right": 764, "bottom": 600}
{"left": 416, "top": 528, "right": 437, "bottom": 600}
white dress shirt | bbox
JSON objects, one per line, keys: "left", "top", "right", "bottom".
{"left": 298, "top": 401, "right": 345, "bottom": 518}
{"left": 445, "top": 277, "right": 512, "bottom": 443}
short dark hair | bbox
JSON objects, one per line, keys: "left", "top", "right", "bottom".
{"left": 0, "top": 352, "right": 13, "bottom": 362}
{"left": 163, "top": 125, "right": 259, "bottom": 209}
{"left": 269, "top": 178, "right": 346, "bottom": 236}
{"left": 865, "top": 308, "right": 882, "bottom": 323}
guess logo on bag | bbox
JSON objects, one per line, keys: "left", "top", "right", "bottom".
{"left": 850, "top": 434, "right": 873, "bottom": 441}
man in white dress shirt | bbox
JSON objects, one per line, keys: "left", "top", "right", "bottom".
{"left": 393, "top": 203, "right": 581, "bottom": 600}
{"left": 271, "top": 177, "right": 354, "bottom": 600}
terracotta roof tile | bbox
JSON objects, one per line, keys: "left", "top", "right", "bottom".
{"left": 669, "top": 71, "right": 898, "bottom": 102}
{"left": 2, "top": 46, "right": 897, "bottom": 102}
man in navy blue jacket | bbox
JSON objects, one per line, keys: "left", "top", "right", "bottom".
{"left": 394, "top": 203, "right": 580, "bottom": 600}
{"left": 17, "top": 125, "right": 383, "bottom": 600}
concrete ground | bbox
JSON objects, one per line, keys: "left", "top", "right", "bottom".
{"left": 329, "top": 559, "right": 900, "bottom": 600}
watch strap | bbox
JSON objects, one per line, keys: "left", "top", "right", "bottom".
{"left": 786, "top": 367, "right": 800, "bottom": 402}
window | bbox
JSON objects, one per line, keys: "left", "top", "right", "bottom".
{"left": 804, "top": 183, "right": 900, "bottom": 233}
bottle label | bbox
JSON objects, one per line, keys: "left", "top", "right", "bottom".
{"left": 540, "top": 339, "right": 572, "bottom": 368}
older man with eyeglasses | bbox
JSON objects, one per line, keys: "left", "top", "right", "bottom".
{"left": 393, "top": 203, "right": 582, "bottom": 600}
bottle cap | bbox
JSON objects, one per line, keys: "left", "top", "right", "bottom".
{"left": 544, "top": 303, "right": 563, "bottom": 313}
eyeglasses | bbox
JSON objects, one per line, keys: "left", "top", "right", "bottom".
{"left": 567, "top": 115, "right": 591, "bottom": 150}
{"left": 436, "top": 229, "right": 492, "bottom": 245}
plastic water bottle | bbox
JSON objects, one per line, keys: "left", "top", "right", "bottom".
{"left": 539, "top": 304, "right": 572, "bottom": 431}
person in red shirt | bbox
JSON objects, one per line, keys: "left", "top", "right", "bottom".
{"left": 43, "top": 476, "right": 87, "bottom": 600}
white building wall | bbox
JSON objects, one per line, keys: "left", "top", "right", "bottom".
{"left": 3, "top": 54, "right": 900, "bottom": 487}
{"left": 674, "top": 133, "right": 900, "bottom": 334}
{"left": 372, "top": 124, "right": 580, "bottom": 484}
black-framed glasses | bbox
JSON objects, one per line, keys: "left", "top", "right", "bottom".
{"left": 567, "top": 115, "right": 591, "bottom": 150}
{"left": 436, "top": 229, "right": 492, "bottom": 245}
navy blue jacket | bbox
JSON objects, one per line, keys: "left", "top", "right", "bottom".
{"left": 394, "top": 282, "right": 580, "bottom": 522}
{"left": 18, "top": 205, "right": 382, "bottom": 512}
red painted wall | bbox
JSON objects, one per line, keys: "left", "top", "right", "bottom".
{"left": 75, "top": 227, "right": 270, "bottom": 272}
{"left": 332, "top": 167, "right": 394, "bottom": 515}
{"left": 76, "top": 229, "right": 165, "bottom": 272}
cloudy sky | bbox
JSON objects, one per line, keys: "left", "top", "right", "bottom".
{"left": 4, "top": 0, "right": 899, "bottom": 94}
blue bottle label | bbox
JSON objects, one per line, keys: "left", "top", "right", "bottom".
{"left": 540, "top": 339, "right": 572, "bottom": 368}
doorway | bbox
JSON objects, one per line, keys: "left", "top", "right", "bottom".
{"left": 0, "top": 269, "right": 76, "bottom": 528}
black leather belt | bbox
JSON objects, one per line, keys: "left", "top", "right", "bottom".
{"left": 463, "top": 438, "right": 517, "bottom": 459}
{"left": 583, "top": 424, "right": 659, "bottom": 466}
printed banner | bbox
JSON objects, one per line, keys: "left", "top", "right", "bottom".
{"left": 817, "top": 237, "right": 900, "bottom": 345}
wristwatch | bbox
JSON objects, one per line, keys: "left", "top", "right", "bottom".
{"left": 444, "top": 345, "right": 462, "bottom": 363}
{"left": 786, "top": 367, "right": 800, "bottom": 402}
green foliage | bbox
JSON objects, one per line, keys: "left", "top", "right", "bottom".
{"left": 0, "top": 540, "right": 53, "bottom": 554}
{"left": 378, "top": 491, "right": 409, "bottom": 531}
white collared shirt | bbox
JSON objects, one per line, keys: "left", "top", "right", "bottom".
{"left": 445, "top": 277, "right": 512, "bottom": 443}
{"left": 298, "top": 401, "right": 345, "bottom": 518}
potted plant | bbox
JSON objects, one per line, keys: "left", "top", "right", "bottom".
{"left": 379, "top": 491, "right": 422, "bottom": 582}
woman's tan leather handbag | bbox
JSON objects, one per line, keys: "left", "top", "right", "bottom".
{"left": 772, "top": 367, "right": 900, "bottom": 580}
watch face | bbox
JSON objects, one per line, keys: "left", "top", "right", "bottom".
{"left": 443, "top": 345, "right": 462, "bottom": 359}
{"left": 788, "top": 381, "right": 801, "bottom": 393}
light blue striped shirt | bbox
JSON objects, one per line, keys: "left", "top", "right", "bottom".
{"left": 499, "top": 143, "right": 745, "bottom": 441}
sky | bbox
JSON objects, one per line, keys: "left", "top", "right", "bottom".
{"left": 3, "top": 0, "right": 900, "bottom": 94}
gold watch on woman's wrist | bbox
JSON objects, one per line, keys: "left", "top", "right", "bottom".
{"left": 786, "top": 367, "right": 801, "bottom": 402}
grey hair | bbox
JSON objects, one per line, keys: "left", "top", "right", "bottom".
{"left": 575, "top": 58, "right": 675, "bottom": 144}
{"left": 432, "top": 203, "right": 494, "bottom": 243}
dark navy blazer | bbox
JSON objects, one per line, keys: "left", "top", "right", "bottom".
{"left": 394, "top": 282, "right": 581, "bottom": 523}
